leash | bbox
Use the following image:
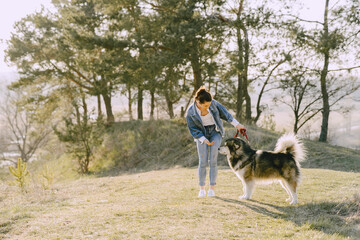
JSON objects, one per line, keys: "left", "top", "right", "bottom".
{"left": 234, "top": 129, "right": 250, "bottom": 143}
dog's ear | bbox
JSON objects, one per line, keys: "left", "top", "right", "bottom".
{"left": 226, "top": 139, "right": 241, "bottom": 150}
{"left": 233, "top": 141, "right": 242, "bottom": 150}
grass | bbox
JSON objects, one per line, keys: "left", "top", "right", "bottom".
{"left": 1, "top": 120, "right": 359, "bottom": 239}
{"left": 0, "top": 167, "right": 359, "bottom": 239}
{"left": 88, "top": 120, "right": 360, "bottom": 174}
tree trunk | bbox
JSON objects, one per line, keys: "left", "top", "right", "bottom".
{"left": 81, "top": 95, "right": 90, "bottom": 174}
{"left": 127, "top": 86, "right": 133, "bottom": 120}
{"left": 190, "top": 48, "right": 203, "bottom": 91}
{"left": 243, "top": 27, "right": 251, "bottom": 123}
{"left": 236, "top": 74, "right": 243, "bottom": 120}
{"left": 150, "top": 88, "right": 155, "bottom": 120}
{"left": 235, "top": 2, "right": 251, "bottom": 123}
{"left": 319, "top": 53, "right": 330, "bottom": 142}
{"left": 137, "top": 84, "right": 143, "bottom": 120}
{"left": 236, "top": 24, "right": 244, "bottom": 120}
{"left": 97, "top": 95, "right": 102, "bottom": 119}
{"left": 319, "top": 0, "right": 330, "bottom": 142}
{"left": 244, "top": 83, "right": 251, "bottom": 123}
{"left": 164, "top": 88, "right": 175, "bottom": 119}
{"left": 294, "top": 112, "right": 299, "bottom": 134}
{"left": 102, "top": 93, "right": 115, "bottom": 124}
{"left": 82, "top": 93, "right": 88, "bottom": 124}
{"left": 183, "top": 89, "right": 196, "bottom": 118}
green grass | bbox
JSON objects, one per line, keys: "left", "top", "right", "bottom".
{"left": 0, "top": 167, "right": 359, "bottom": 239}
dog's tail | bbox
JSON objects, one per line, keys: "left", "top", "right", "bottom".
{"left": 274, "top": 133, "right": 306, "bottom": 166}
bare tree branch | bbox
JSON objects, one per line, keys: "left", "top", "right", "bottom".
{"left": 328, "top": 65, "right": 360, "bottom": 72}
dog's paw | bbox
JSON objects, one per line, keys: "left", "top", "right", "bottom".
{"left": 289, "top": 200, "right": 298, "bottom": 205}
{"left": 286, "top": 198, "right": 292, "bottom": 202}
{"left": 239, "top": 195, "right": 250, "bottom": 200}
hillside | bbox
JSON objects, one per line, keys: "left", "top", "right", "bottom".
{"left": 0, "top": 120, "right": 360, "bottom": 239}
{"left": 89, "top": 120, "right": 360, "bottom": 175}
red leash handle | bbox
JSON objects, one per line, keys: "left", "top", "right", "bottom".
{"left": 234, "top": 129, "right": 249, "bottom": 143}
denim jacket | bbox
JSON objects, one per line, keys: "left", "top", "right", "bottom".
{"left": 186, "top": 99, "right": 238, "bottom": 141}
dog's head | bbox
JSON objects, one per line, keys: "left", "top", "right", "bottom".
{"left": 219, "top": 138, "right": 255, "bottom": 158}
{"left": 220, "top": 137, "right": 256, "bottom": 166}
{"left": 219, "top": 138, "right": 247, "bottom": 157}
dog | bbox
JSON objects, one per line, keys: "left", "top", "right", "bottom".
{"left": 219, "top": 133, "right": 305, "bottom": 205}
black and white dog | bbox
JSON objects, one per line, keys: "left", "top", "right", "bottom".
{"left": 219, "top": 134, "right": 305, "bottom": 205}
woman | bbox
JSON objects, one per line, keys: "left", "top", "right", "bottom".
{"left": 186, "top": 87, "right": 245, "bottom": 197}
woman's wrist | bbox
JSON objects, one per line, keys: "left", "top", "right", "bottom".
{"left": 236, "top": 124, "right": 245, "bottom": 131}
{"left": 231, "top": 119, "right": 240, "bottom": 128}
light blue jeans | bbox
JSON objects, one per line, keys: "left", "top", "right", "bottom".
{"left": 196, "top": 125, "right": 222, "bottom": 186}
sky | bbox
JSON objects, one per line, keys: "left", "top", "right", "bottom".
{"left": 0, "top": 0, "right": 53, "bottom": 72}
{"left": 0, "top": 0, "right": 327, "bottom": 73}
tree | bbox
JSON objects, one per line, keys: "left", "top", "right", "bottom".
{"left": 275, "top": 68, "right": 322, "bottom": 133}
{"left": 288, "top": 0, "right": 360, "bottom": 141}
{"left": 158, "top": 66, "right": 184, "bottom": 118}
{"left": 144, "top": 0, "right": 226, "bottom": 109}
{"left": 218, "top": 0, "right": 296, "bottom": 124}
{"left": 53, "top": 89, "right": 104, "bottom": 174}
{"left": 0, "top": 90, "right": 51, "bottom": 163}
{"left": 6, "top": 2, "right": 129, "bottom": 124}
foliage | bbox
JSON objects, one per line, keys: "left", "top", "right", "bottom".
{"left": 285, "top": 0, "right": 360, "bottom": 141}
{"left": 53, "top": 97, "right": 105, "bottom": 174}
{"left": 4, "top": 0, "right": 360, "bottom": 144}
{"left": 8, "top": 158, "right": 29, "bottom": 191}
{"left": 38, "top": 165, "right": 54, "bottom": 190}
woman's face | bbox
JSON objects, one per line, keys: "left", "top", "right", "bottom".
{"left": 197, "top": 100, "right": 211, "bottom": 110}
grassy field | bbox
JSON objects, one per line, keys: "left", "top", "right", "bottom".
{"left": 1, "top": 167, "right": 359, "bottom": 239}
{"left": 1, "top": 120, "right": 359, "bottom": 239}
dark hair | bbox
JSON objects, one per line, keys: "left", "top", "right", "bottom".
{"left": 194, "top": 86, "right": 212, "bottom": 104}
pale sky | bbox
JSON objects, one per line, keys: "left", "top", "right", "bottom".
{"left": 0, "top": 0, "right": 326, "bottom": 73}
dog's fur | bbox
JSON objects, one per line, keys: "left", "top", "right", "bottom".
{"left": 219, "top": 134, "right": 306, "bottom": 205}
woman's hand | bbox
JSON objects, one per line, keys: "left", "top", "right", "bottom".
{"left": 236, "top": 124, "right": 246, "bottom": 132}
{"left": 204, "top": 139, "right": 215, "bottom": 146}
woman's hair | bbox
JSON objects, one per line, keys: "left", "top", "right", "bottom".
{"left": 194, "top": 86, "right": 212, "bottom": 104}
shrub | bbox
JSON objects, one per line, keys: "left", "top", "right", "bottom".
{"left": 38, "top": 165, "right": 54, "bottom": 190}
{"left": 8, "top": 158, "right": 29, "bottom": 192}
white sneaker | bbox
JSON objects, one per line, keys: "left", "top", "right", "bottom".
{"left": 207, "top": 189, "right": 215, "bottom": 197}
{"left": 198, "top": 189, "right": 206, "bottom": 197}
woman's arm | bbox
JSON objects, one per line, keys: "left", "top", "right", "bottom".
{"left": 186, "top": 115, "right": 205, "bottom": 139}
{"left": 214, "top": 100, "right": 236, "bottom": 123}
{"left": 214, "top": 100, "right": 245, "bottom": 130}
{"left": 186, "top": 115, "right": 214, "bottom": 145}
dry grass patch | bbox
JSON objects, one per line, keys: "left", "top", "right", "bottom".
{"left": 0, "top": 168, "right": 359, "bottom": 239}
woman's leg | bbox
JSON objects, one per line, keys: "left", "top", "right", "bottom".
{"left": 208, "top": 133, "right": 222, "bottom": 187}
{"left": 196, "top": 140, "right": 208, "bottom": 187}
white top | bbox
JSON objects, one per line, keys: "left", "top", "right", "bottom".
{"left": 195, "top": 104, "right": 240, "bottom": 144}
{"left": 200, "top": 112, "right": 216, "bottom": 126}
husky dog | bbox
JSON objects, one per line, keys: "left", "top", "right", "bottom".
{"left": 219, "top": 134, "right": 305, "bottom": 205}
